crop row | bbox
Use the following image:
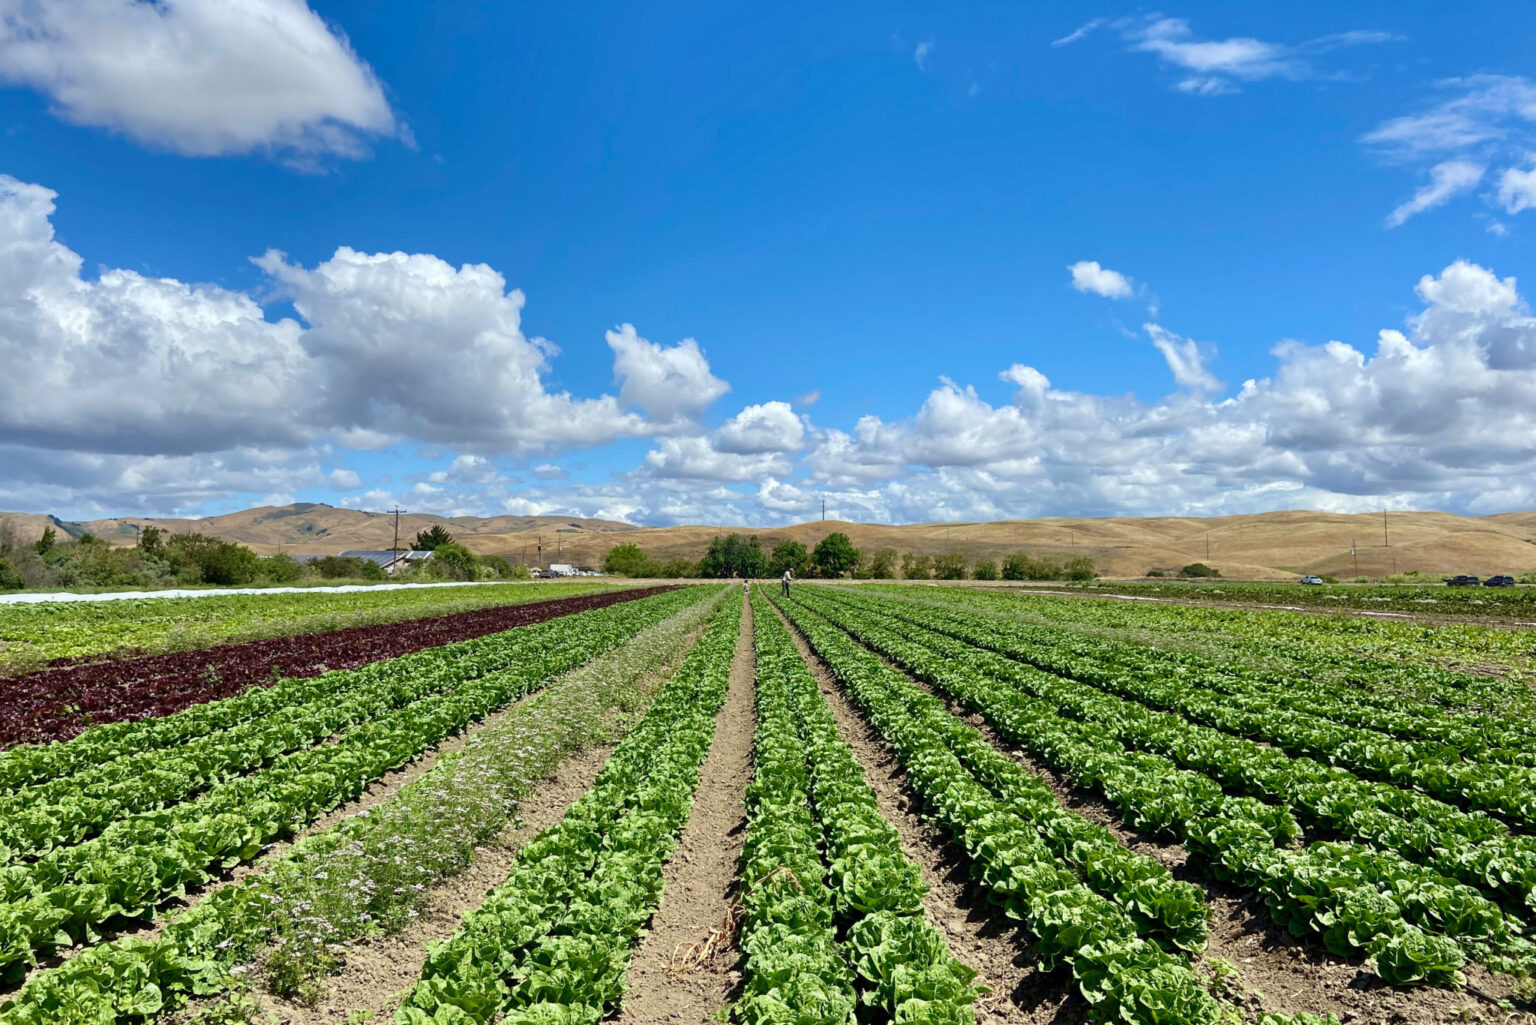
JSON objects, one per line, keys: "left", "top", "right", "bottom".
{"left": 883, "top": 584, "right": 1535, "bottom": 729}
{"left": 834, "top": 589, "right": 1536, "bottom": 915}
{"left": 0, "top": 580, "right": 614, "bottom": 670}
{"left": 0, "top": 585, "right": 663, "bottom": 750}
{"left": 0, "top": 587, "right": 703, "bottom": 979}
{"left": 871, "top": 585, "right": 1536, "bottom": 768}
{"left": 798, "top": 588, "right": 1530, "bottom": 986}
{"left": 770, "top": 593, "right": 1223, "bottom": 1024}
{"left": 0, "top": 588, "right": 727, "bottom": 1024}
{"left": 861, "top": 587, "right": 1536, "bottom": 829}
{"left": 736, "top": 589, "right": 981, "bottom": 1023}
{"left": 395, "top": 590, "right": 744, "bottom": 1023}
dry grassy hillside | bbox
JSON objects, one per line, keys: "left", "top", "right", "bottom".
{"left": 4, "top": 504, "right": 1534, "bottom": 580}
{"left": 539, "top": 510, "right": 1536, "bottom": 580}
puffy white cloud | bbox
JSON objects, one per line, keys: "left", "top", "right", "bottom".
{"left": 1498, "top": 159, "right": 1536, "bottom": 214}
{"left": 328, "top": 468, "right": 363, "bottom": 489}
{"left": 712, "top": 402, "right": 805, "bottom": 454}
{"left": 0, "top": 173, "right": 734, "bottom": 514}
{"left": 0, "top": 0, "right": 396, "bottom": 161}
{"left": 1103, "top": 16, "right": 1396, "bottom": 95}
{"left": 1384, "top": 160, "right": 1485, "bottom": 227}
{"left": 606, "top": 323, "right": 730, "bottom": 426}
{"left": 0, "top": 176, "right": 312, "bottom": 455}
{"left": 1068, "top": 260, "right": 1134, "bottom": 299}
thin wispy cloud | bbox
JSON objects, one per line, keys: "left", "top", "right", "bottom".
{"left": 1066, "top": 14, "right": 1399, "bottom": 96}
{"left": 914, "top": 40, "right": 934, "bottom": 71}
{"left": 1365, "top": 75, "right": 1536, "bottom": 226}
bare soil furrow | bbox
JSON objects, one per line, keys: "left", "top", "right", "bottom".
{"left": 614, "top": 596, "right": 755, "bottom": 1024}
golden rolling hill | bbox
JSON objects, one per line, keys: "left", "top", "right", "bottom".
{"left": 4, "top": 504, "right": 1536, "bottom": 580}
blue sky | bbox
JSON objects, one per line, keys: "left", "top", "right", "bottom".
{"left": 2, "top": 1, "right": 1534, "bottom": 524}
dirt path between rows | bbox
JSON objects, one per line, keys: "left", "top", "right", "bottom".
{"left": 614, "top": 598, "right": 755, "bottom": 1024}
{"left": 769, "top": 601, "right": 1078, "bottom": 1024}
{"left": 899, "top": 645, "right": 1522, "bottom": 1024}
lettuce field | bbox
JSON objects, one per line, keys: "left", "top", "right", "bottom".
{"left": 0, "top": 580, "right": 1531, "bottom": 1025}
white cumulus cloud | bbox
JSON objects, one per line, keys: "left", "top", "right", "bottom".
{"left": 1068, "top": 260, "right": 1134, "bottom": 299}
{"left": 0, "top": 0, "right": 397, "bottom": 161}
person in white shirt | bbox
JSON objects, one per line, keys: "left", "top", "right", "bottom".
{"left": 781, "top": 568, "right": 793, "bottom": 597}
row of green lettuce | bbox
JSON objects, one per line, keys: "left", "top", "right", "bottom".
{"left": 0, "top": 586, "right": 711, "bottom": 1001}
{"left": 394, "top": 590, "right": 743, "bottom": 1024}
{"left": 840, "top": 587, "right": 1536, "bottom": 917}
{"left": 872, "top": 584, "right": 1536, "bottom": 744}
{"left": 800, "top": 587, "right": 1533, "bottom": 987}
{"left": 735, "top": 588, "right": 982, "bottom": 1023}
{"left": 771, "top": 592, "right": 1224, "bottom": 1025}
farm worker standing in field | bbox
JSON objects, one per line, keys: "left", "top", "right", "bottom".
{"left": 781, "top": 568, "right": 793, "bottom": 597}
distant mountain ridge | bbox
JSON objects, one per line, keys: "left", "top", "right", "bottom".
{"left": 3, "top": 504, "right": 1535, "bottom": 580}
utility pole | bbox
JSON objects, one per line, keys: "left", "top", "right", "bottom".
{"left": 821, "top": 498, "right": 826, "bottom": 522}
{"left": 1352, "top": 538, "right": 1359, "bottom": 576}
{"left": 390, "top": 507, "right": 404, "bottom": 553}
{"left": 1205, "top": 531, "right": 1210, "bottom": 561}
{"left": 1383, "top": 509, "right": 1389, "bottom": 547}
{"left": 132, "top": 523, "right": 141, "bottom": 545}
{"left": 536, "top": 535, "right": 543, "bottom": 568}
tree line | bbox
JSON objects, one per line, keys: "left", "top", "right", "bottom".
{"left": 601, "top": 532, "right": 1096, "bottom": 581}
{"left": 0, "top": 522, "right": 527, "bottom": 592}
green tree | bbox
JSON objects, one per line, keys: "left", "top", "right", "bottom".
{"left": 1002, "top": 552, "right": 1063, "bottom": 581}
{"left": 603, "top": 543, "right": 652, "bottom": 577}
{"left": 412, "top": 525, "right": 455, "bottom": 551}
{"left": 812, "top": 533, "right": 860, "bottom": 578}
{"left": 866, "top": 549, "right": 897, "bottom": 579}
{"left": 932, "top": 553, "right": 967, "bottom": 580}
{"left": 1179, "top": 562, "right": 1221, "bottom": 578}
{"left": 657, "top": 558, "right": 698, "bottom": 578}
{"left": 901, "top": 552, "right": 932, "bottom": 580}
{"left": 482, "top": 555, "right": 515, "bottom": 579}
{"left": 76, "top": 531, "right": 98, "bottom": 546}
{"left": 0, "top": 555, "right": 23, "bottom": 590}
{"left": 432, "top": 543, "right": 480, "bottom": 580}
{"left": 137, "top": 525, "right": 164, "bottom": 556}
{"left": 972, "top": 559, "right": 999, "bottom": 581}
{"left": 698, "top": 533, "right": 768, "bottom": 578}
{"left": 768, "top": 540, "right": 809, "bottom": 577}
{"left": 33, "top": 527, "right": 56, "bottom": 556}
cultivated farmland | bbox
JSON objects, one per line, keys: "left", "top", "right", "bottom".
{"left": 0, "top": 581, "right": 1531, "bottom": 1025}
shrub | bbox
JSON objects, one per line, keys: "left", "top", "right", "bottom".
{"left": 866, "top": 549, "right": 898, "bottom": 579}
{"left": 1178, "top": 562, "right": 1221, "bottom": 578}
{"left": 260, "top": 554, "right": 304, "bottom": 584}
{"left": 1063, "top": 556, "right": 1097, "bottom": 581}
{"left": 166, "top": 533, "right": 261, "bottom": 586}
{"left": 312, "top": 555, "right": 380, "bottom": 580}
{"left": 1146, "top": 569, "right": 1165, "bottom": 578}
{"left": 656, "top": 558, "right": 697, "bottom": 578}
{"left": 1002, "top": 553, "right": 1064, "bottom": 581}
{"left": 972, "top": 559, "right": 999, "bottom": 581}
{"left": 0, "top": 555, "right": 24, "bottom": 591}
{"left": 932, "top": 553, "right": 968, "bottom": 580}
{"left": 901, "top": 553, "right": 932, "bottom": 580}
{"left": 431, "top": 543, "right": 480, "bottom": 581}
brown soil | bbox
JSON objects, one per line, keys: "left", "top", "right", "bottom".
{"left": 769, "top": 602, "right": 1081, "bottom": 1024}
{"left": 901, "top": 651, "right": 1532, "bottom": 1023}
{"left": 249, "top": 740, "right": 618, "bottom": 1025}
{"left": 613, "top": 598, "right": 756, "bottom": 1023}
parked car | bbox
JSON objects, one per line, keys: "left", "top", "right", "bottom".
{"left": 1445, "top": 575, "right": 1481, "bottom": 587}
{"left": 1484, "top": 575, "right": 1516, "bottom": 588}
{"left": 1299, "top": 575, "right": 1325, "bottom": 585}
